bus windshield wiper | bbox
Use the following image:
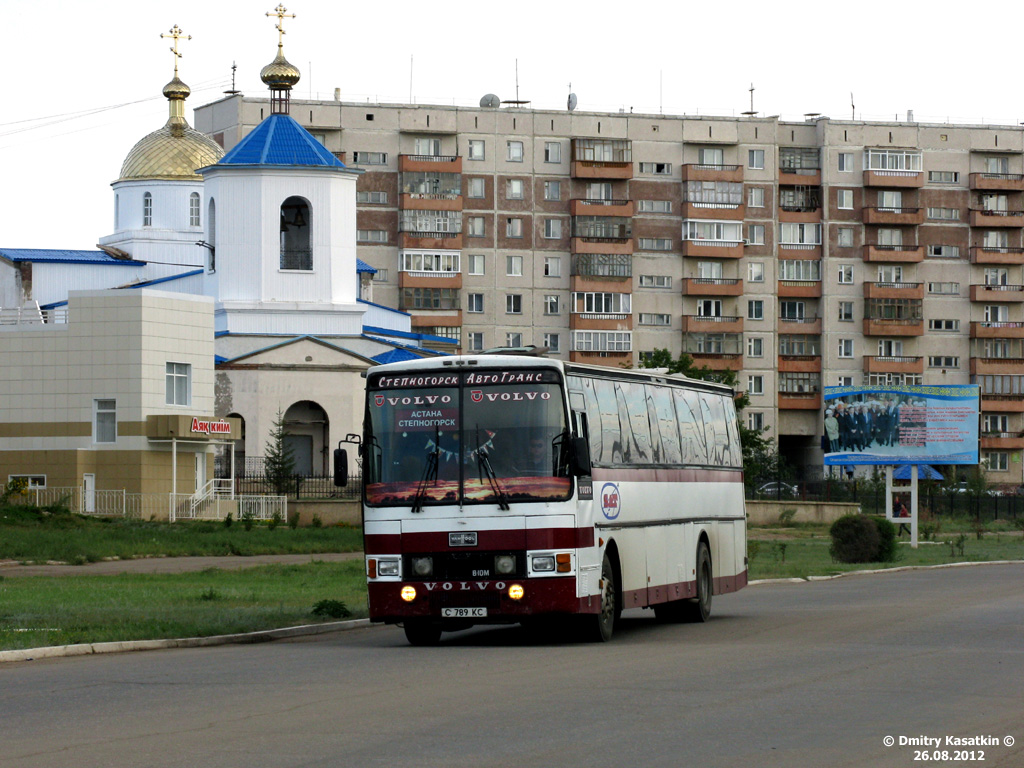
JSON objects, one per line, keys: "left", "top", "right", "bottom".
{"left": 411, "top": 426, "right": 441, "bottom": 514}
{"left": 474, "top": 426, "right": 510, "bottom": 511}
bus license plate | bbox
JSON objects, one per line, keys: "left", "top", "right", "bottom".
{"left": 441, "top": 607, "right": 487, "bottom": 618}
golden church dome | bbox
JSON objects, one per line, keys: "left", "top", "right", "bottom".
{"left": 260, "top": 48, "right": 301, "bottom": 90}
{"left": 117, "top": 123, "right": 224, "bottom": 181}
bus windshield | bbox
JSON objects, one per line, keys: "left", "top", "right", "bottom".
{"left": 364, "top": 369, "right": 572, "bottom": 507}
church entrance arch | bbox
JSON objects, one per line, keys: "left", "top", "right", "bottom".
{"left": 283, "top": 400, "right": 329, "bottom": 475}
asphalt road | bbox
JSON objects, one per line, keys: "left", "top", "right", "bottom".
{"left": 2, "top": 564, "right": 1022, "bottom": 768}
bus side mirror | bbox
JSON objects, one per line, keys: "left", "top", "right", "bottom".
{"left": 333, "top": 448, "right": 348, "bottom": 487}
{"left": 571, "top": 437, "right": 591, "bottom": 476}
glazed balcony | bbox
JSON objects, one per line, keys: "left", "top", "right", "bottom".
{"left": 970, "top": 173, "right": 1024, "bottom": 192}
{"left": 778, "top": 392, "right": 822, "bottom": 410}
{"left": 680, "top": 164, "right": 743, "bottom": 183}
{"left": 398, "top": 270, "right": 463, "bottom": 290}
{"left": 863, "top": 169, "right": 924, "bottom": 188}
{"left": 398, "top": 232, "right": 463, "bottom": 250}
{"left": 863, "top": 207, "right": 925, "bottom": 226}
{"left": 778, "top": 316, "right": 822, "bottom": 334}
{"left": 570, "top": 139, "right": 632, "bottom": 179}
{"left": 570, "top": 313, "right": 633, "bottom": 332}
{"left": 863, "top": 355, "right": 924, "bottom": 374}
{"left": 681, "top": 239, "right": 745, "bottom": 259}
{"left": 971, "top": 321, "right": 1024, "bottom": 339}
{"left": 863, "top": 244, "right": 925, "bottom": 263}
{"left": 570, "top": 350, "right": 633, "bottom": 366}
{"left": 864, "top": 282, "right": 925, "bottom": 300}
{"left": 570, "top": 199, "right": 635, "bottom": 217}
{"left": 971, "top": 352, "right": 1024, "bottom": 374}
{"left": 779, "top": 168, "right": 821, "bottom": 187}
{"left": 980, "top": 433, "right": 1024, "bottom": 450}
{"left": 970, "top": 247, "right": 1024, "bottom": 265}
{"left": 398, "top": 154, "right": 462, "bottom": 174}
{"left": 680, "top": 315, "right": 743, "bottom": 334}
{"left": 979, "top": 394, "right": 1024, "bottom": 413}
{"left": 778, "top": 355, "right": 822, "bottom": 373}
{"left": 863, "top": 318, "right": 924, "bottom": 336}
{"left": 778, "top": 279, "right": 822, "bottom": 298}
{"left": 689, "top": 353, "right": 744, "bottom": 371}
{"left": 682, "top": 278, "right": 743, "bottom": 296}
{"left": 571, "top": 237, "right": 633, "bottom": 255}
{"left": 681, "top": 201, "right": 746, "bottom": 220}
{"left": 969, "top": 209, "right": 1024, "bottom": 228}
{"left": 971, "top": 284, "right": 1024, "bottom": 302}
{"left": 778, "top": 243, "right": 822, "bottom": 259}
{"left": 400, "top": 194, "right": 462, "bottom": 212}
{"left": 778, "top": 207, "right": 822, "bottom": 223}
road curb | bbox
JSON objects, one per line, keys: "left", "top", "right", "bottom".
{"left": 750, "top": 559, "right": 1024, "bottom": 586}
{"left": 0, "top": 618, "right": 371, "bottom": 664}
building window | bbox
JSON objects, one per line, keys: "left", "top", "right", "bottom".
{"left": 165, "top": 362, "right": 191, "bottom": 406}
{"left": 983, "top": 414, "right": 1009, "bottom": 433}
{"left": 571, "top": 330, "right": 632, "bottom": 352}
{"left": 468, "top": 140, "right": 485, "bottom": 160}
{"left": 544, "top": 333, "right": 560, "bottom": 353}
{"left": 543, "top": 219, "right": 562, "bottom": 239}
{"left": 399, "top": 251, "right": 460, "bottom": 273}
{"left": 838, "top": 265, "right": 854, "bottom": 284}
{"left": 357, "top": 229, "right": 387, "bottom": 243}
{"left": 143, "top": 192, "right": 152, "bottom": 227}
{"left": 506, "top": 179, "right": 524, "bottom": 199}
{"left": 356, "top": 190, "right": 388, "bottom": 204}
{"left": 468, "top": 332, "right": 485, "bottom": 351}
{"left": 544, "top": 295, "right": 560, "bottom": 315}
{"left": 928, "top": 170, "right": 959, "bottom": 184}
{"left": 748, "top": 262, "right": 764, "bottom": 283}
{"left": 639, "top": 162, "right": 672, "bottom": 175}
{"left": 747, "top": 375, "right": 764, "bottom": 396}
{"left": 544, "top": 180, "right": 561, "bottom": 201}
{"left": 927, "top": 207, "right": 960, "bottom": 221}
{"left": 572, "top": 292, "right": 631, "bottom": 314}
{"left": 865, "top": 149, "right": 923, "bottom": 172}
{"left": 413, "top": 138, "right": 441, "bottom": 156}
{"left": 748, "top": 187, "right": 764, "bottom": 208}
{"left": 7, "top": 474, "right": 46, "bottom": 489}
{"left": 837, "top": 227, "right": 854, "bottom": 247}
{"left": 929, "top": 356, "right": 960, "bottom": 368}
{"left": 748, "top": 300, "right": 764, "bottom": 320}
{"left": 837, "top": 376, "right": 854, "bottom": 386}
{"left": 638, "top": 200, "right": 671, "bottom": 213}
{"left": 638, "top": 237, "right": 672, "bottom": 251}
{"left": 684, "top": 219, "right": 743, "bottom": 243}
{"left": 544, "top": 142, "right": 561, "bottom": 163}
{"left": 780, "top": 300, "right": 805, "bottom": 320}
{"left": 928, "top": 282, "right": 959, "bottom": 295}
{"left": 747, "top": 412, "right": 764, "bottom": 431}
{"left": 94, "top": 399, "right": 116, "bottom": 444}
{"left": 927, "top": 244, "right": 960, "bottom": 259}
{"left": 507, "top": 141, "right": 524, "bottom": 162}
{"left": 985, "top": 452, "right": 1009, "bottom": 472}
{"left": 837, "top": 189, "right": 854, "bottom": 210}
{"left": 189, "top": 193, "right": 200, "bottom": 227}
{"left": 928, "top": 319, "right": 959, "bottom": 331}
{"left": 506, "top": 254, "right": 523, "bottom": 276}
{"left": 506, "top": 332, "right": 523, "bottom": 347}
{"left": 467, "top": 293, "right": 483, "bottom": 313}
{"left": 351, "top": 151, "right": 388, "bottom": 165}
{"left": 544, "top": 256, "right": 561, "bottom": 277}
{"left": 779, "top": 223, "right": 822, "bottom": 245}
{"left": 747, "top": 337, "right": 764, "bottom": 358}
{"left": 638, "top": 275, "right": 672, "bottom": 288}
{"left": 748, "top": 149, "right": 765, "bottom": 170}
{"left": 468, "top": 254, "right": 485, "bottom": 275}
{"left": 372, "top": 268, "right": 389, "bottom": 282}
{"left": 838, "top": 339, "right": 854, "bottom": 358}
{"left": 838, "top": 301, "right": 854, "bottom": 321}
{"left": 638, "top": 313, "right": 671, "bottom": 326}
{"left": 467, "top": 177, "right": 485, "bottom": 198}
{"left": 747, "top": 224, "right": 765, "bottom": 245}
{"left": 506, "top": 218, "right": 523, "bottom": 238}
{"left": 467, "top": 217, "right": 485, "bottom": 237}
{"left": 838, "top": 152, "right": 854, "bottom": 171}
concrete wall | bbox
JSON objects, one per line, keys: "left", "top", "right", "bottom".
{"left": 746, "top": 499, "right": 861, "bottom": 525}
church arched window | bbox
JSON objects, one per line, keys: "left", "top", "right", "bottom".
{"left": 189, "top": 193, "right": 201, "bottom": 227}
{"left": 280, "top": 197, "right": 312, "bottom": 271}
{"left": 143, "top": 192, "right": 153, "bottom": 227}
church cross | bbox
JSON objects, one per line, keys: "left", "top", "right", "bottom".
{"left": 160, "top": 24, "right": 191, "bottom": 76}
{"left": 266, "top": 4, "right": 295, "bottom": 48}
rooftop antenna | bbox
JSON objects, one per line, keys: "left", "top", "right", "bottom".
{"left": 501, "top": 58, "right": 530, "bottom": 106}
{"left": 659, "top": 70, "right": 663, "bottom": 114}
{"left": 409, "top": 55, "right": 413, "bottom": 103}
{"left": 851, "top": 92, "right": 855, "bottom": 120}
{"left": 741, "top": 82, "right": 756, "bottom": 117}
{"left": 224, "top": 61, "right": 240, "bottom": 95}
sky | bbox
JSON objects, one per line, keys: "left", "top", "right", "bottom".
{"left": 5, "top": 0, "right": 1024, "bottom": 250}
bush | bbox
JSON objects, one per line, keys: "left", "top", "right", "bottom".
{"left": 223, "top": 513, "right": 233, "bottom": 529}
{"left": 311, "top": 599, "right": 351, "bottom": 619}
{"left": 872, "top": 516, "right": 899, "bottom": 563}
{"left": 268, "top": 511, "right": 282, "bottom": 531}
{"left": 288, "top": 512, "right": 300, "bottom": 530}
{"left": 829, "top": 514, "right": 880, "bottom": 563}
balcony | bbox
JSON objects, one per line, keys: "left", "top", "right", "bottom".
{"left": 778, "top": 206, "right": 822, "bottom": 223}
{"left": 399, "top": 232, "right": 463, "bottom": 250}
{"left": 863, "top": 244, "right": 924, "bottom": 263}
{"left": 971, "top": 247, "right": 1024, "bottom": 265}
{"left": 971, "top": 321, "right": 1024, "bottom": 339}
{"left": 863, "top": 207, "right": 925, "bottom": 226}
{"left": 399, "top": 288, "right": 460, "bottom": 312}
{"left": 570, "top": 313, "right": 633, "bottom": 332}
{"left": 570, "top": 199, "right": 635, "bottom": 217}
{"left": 980, "top": 432, "right": 1024, "bottom": 450}
{"left": 971, "top": 353, "right": 1024, "bottom": 374}
{"left": 864, "top": 282, "right": 925, "bottom": 300}
{"left": 979, "top": 394, "right": 1024, "bottom": 413}
{"left": 969, "top": 209, "right": 1024, "bottom": 228}
{"left": 400, "top": 194, "right": 462, "bottom": 212}
{"left": 571, "top": 237, "right": 633, "bottom": 255}
{"left": 398, "top": 154, "right": 462, "bottom": 174}
{"left": 680, "top": 164, "right": 743, "bottom": 183}
{"left": 570, "top": 350, "right": 633, "bottom": 366}
{"left": 778, "top": 355, "right": 822, "bottom": 373}
{"left": 689, "top": 353, "right": 743, "bottom": 371}
{"left": 398, "top": 270, "right": 463, "bottom": 290}
{"left": 971, "top": 284, "right": 1024, "bottom": 302}
{"left": 571, "top": 253, "right": 632, "bottom": 279}
{"left": 970, "top": 173, "right": 1024, "bottom": 192}
{"left": 570, "top": 139, "right": 632, "bottom": 179}
{"left": 779, "top": 168, "right": 821, "bottom": 187}
{"left": 778, "top": 392, "right": 822, "bottom": 410}
{"left": 681, "top": 239, "right": 745, "bottom": 259}
{"left": 778, "top": 279, "right": 822, "bottom": 298}
{"left": 777, "top": 243, "right": 822, "bottom": 259}
{"left": 682, "top": 278, "right": 744, "bottom": 296}
{"left": 863, "top": 356, "right": 924, "bottom": 374}
{"left": 681, "top": 315, "right": 743, "bottom": 334}
{"left": 863, "top": 169, "right": 924, "bottom": 188}
{"left": 778, "top": 316, "right": 822, "bottom": 334}
{"left": 863, "top": 318, "right": 924, "bottom": 336}
{"left": 681, "top": 201, "right": 746, "bottom": 220}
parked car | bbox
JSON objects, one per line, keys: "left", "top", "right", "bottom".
{"left": 756, "top": 481, "right": 799, "bottom": 498}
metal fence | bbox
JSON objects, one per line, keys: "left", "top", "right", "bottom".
{"left": 231, "top": 473, "right": 363, "bottom": 501}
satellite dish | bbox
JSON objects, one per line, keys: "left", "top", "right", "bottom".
{"left": 479, "top": 93, "right": 501, "bottom": 108}
{"left": 567, "top": 93, "right": 577, "bottom": 112}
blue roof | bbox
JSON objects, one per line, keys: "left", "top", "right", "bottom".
{"left": 124, "top": 269, "right": 204, "bottom": 289}
{"left": 356, "top": 259, "right": 376, "bottom": 274}
{"left": 216, "top": 114, "right": 346, "bottom": 168}
{"left": 0, "top": 248, "right": 145, "bottom": 266}
{"left": 372, "top": 348, "right": 422, "bottom": 364}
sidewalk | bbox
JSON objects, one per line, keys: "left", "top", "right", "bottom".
{"left": 0, "top": 552, "right": 363, "bottom": 578}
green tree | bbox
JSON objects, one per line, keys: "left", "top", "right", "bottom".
{"left": 263, "top": 409, "right": 296, "bottom": 495}
{"left": 638, "top": 348, "right": 789, "bottom": 492}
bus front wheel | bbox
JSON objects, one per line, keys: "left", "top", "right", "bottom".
{"left": 403, "top": 620, "right": 442, "bottom": 646}
{"left": 582, "top": 552, "right": 617, "bottom": 642}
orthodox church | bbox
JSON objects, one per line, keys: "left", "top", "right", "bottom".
{"left": 0, "top": 16, "right": 453, "bottom": 490}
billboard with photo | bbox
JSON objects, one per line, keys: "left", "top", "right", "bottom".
{"left": 823, "top": 385, "right": 980, "bottom": 466}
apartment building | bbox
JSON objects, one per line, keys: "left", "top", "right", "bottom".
{"left": 195, "top": 97, "right": 1024, "bottom": 483}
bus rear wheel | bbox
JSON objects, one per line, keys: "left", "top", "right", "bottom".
{"left": 684, "top": 541, "right": 713, "bottom": 623}
{"left": 403, "top": 620, "right": 442, "bottom": 646}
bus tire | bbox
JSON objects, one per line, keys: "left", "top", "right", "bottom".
{"left": 684, "top": 541, "right": 713, "bottom": 623}
{"left": 403, "top": 620, "right": 442, "bottom": 646}
{"left": 582, "top": 552, "right": 617, "bottom": 642}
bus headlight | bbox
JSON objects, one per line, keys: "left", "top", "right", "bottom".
{"left": 508, "top": 584, "right": 524, "bottom": 600}
{"left": 531, "top": 555, "right": 555, "bottom": 572}
{"left": 400, "top": 586, "right": 417, "bottom": 602}
{"left": 411, "top": 556, "right": 433, "bottom": 577}
{"left": 377, "top": 558, "right": 400, "bottom": 577}
{"left": 495, "top": 555, "right": 516, "bottom": 575}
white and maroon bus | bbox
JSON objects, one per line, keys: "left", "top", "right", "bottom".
{"left": 346, "top": 353, "right": 747, "bottom": 645}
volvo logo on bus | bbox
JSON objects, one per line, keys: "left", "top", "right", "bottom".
{"left": 600, "top": 482, "right": 621, "bottom": 520}
{"left": 471, "top": 390, "right": 483, "bottom": 403}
